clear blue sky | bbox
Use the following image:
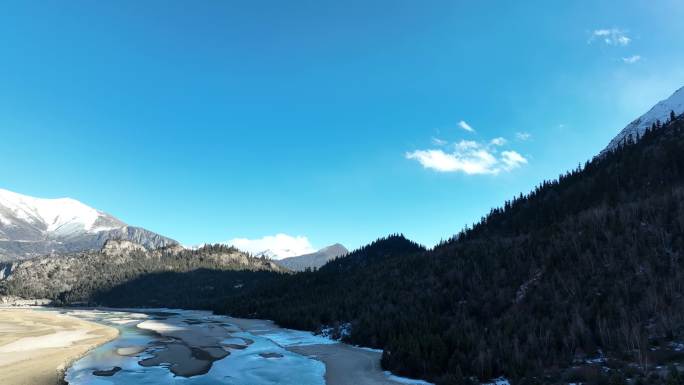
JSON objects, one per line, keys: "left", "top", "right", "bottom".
{"left": 2, "top": 1, "right": 684, "bottom": 251}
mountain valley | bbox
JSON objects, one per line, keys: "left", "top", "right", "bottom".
{"left": 4, "top": 91, "right": 684, "bottom": 385}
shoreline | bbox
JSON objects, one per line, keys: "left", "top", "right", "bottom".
{"left": 1, "top": 306, "right": 430, "bottom": 385}
{"left": 227, "top": 316, "right": 432, "bottom": 385}
{"left": 0, "top": 308, "right": 119, "bottom": 385}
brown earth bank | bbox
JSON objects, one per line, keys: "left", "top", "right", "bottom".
{"left": 0, "top": 308, "right": 118, "bottom": 385}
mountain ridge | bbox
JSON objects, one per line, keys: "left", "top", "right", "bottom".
{"left": 602, "top": 85, "right": 684, "bottom": 154}
{"left": 0, "top": 188, "right": 177, "bottom": 261}
{"left": 0, "top": 239, "right": 285, "bottom": 304}
{"left": 276, "top": 243, "right": 349, "bottom": 271}
{"left": 218, "top": 109, "right": 684, "bottom": 383}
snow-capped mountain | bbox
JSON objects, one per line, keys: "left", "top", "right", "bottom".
{"left": 225, "top": 233, "right": 316, "bottom": 260}
{"left": 602, "top": 86, "right": 684, "bottom": 154}
{"left": 0, "top": 188, "right": 178, "bottom": 261}
{"left": 276, "top": 243, "right": 349, "bottom": 271}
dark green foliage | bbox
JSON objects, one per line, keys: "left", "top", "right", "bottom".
{"left": 220, "top": 116, "right": 684, "bottom": 383}
{"left": 94, "top": 269, "right": 281, "bottom": 309}
{"left": 218, "top": 234, "right": 426, "bottom": 333}
{"left": 666, "top": 365, "right": 682, "bottom": 385}
{"left": 8, "top": 116, "right": 684, "bottom": 384}
{"left": 0, "top": 243, "right": 284, "bottom": 305}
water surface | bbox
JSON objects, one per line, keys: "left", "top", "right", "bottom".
{"left": 60, "top": 308, "right": 326, "bottom": 385}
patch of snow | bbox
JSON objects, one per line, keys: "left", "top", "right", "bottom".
{"left": 259, "top": 328, "right": 337, "bottom": 347}
{"left": 670, "top": 341, "right": 684, "bottom": 352}
{"left": 318, "top": 322, "right": 352, "bottom": 341}
{"left": 384, "top": 371, "right": 435, "bottom": 385}
{"left": 481, "top": 377, "right": 510, "bottom": 385}
{"left": 356, "top": 346, "right": 384, "bottom": 353}
{"left": 0, "top": 214, "right": 12, "bottom": 226}
{"left": 603, "top": 85, "right": 684, "bottom": 154}
{"left": 585, "top": 356, "right": 606, "bottom": 364}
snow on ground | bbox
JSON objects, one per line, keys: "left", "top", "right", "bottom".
{"left": 383, "top": 371, "right": 435, "bottom": 385}
{"left": 603, "top": 86, "right": 684, "bottom": 153}
{"left": 0, "top": 188, "right": 120, "bottom": 234}
{"left": 481, "top": 378, "right": 510, "bottom": 385}
{"left": 356, "top": 346, "right": 384, "bottom": 353}
{"left": 259, "top": 328, "right": 338, "bottom": 347}
{"left": 670, "top": 341, "right": 684, "bottom": 351}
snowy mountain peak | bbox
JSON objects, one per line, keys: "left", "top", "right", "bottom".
{"left": 0, "top": 188, "right": 123, "bottom": 235}
{"left": 276, "top": 243, "right": 349, "bottom": 271}
{"left": 0, "top": 188, "right": 177, "bottom": 261}
{"left": 603, "top": 86, "right": 684, "bottom": 154}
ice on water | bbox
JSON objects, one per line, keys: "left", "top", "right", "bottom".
{"left": 64, "top": 309, "right": 326, "bottom": 385}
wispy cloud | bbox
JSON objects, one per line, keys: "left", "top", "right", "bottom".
{"left": 515, "top": 132, "right": 531, "bottom": 141}
{"left": 225, "top": 233, "right": 315, "bottom": 260}
{"left": 622, "top": 55, "right": 641, "bottom": 64}
{"left": 431, "top": 137, "right": 448, "bottom": 146}
{"left": 458, "top": 120, "right": 475, "bottom": 132}
{"left": 590, "top": 28, "right": 631, "bottom": 46}
{"left": 490, "top": 137, "right": 507, "bottom": 146}
{"left": 500, "top": 150, "right": 528, "bottom": 171}
{"left": 406, "top": 138, "right": 527, "bottom": 175}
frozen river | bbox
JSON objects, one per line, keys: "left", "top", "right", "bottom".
{"left": 59, "top": 308, "right": 333, "bottom": 385}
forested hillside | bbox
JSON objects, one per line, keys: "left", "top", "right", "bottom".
{"left": 5, "top": 115, "right": 684, "bottom": 384}
{"left": 220, "top": 114, "right": 684, "bottom": 384}
{"left": 0, "top": 240, "right": 284, "bottom": 304}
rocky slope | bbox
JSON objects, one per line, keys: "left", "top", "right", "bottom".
{"left": 0, "top": 188, "right": 178, "bottom": 261}
{"left": 0, "top": 239, "right": 285, "bottom": 303}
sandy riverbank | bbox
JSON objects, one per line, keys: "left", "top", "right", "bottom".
{"left": 0, "top": 308, "right": 118, "bottom": 385}
{"left": 227, "top": 317, "right": 431, "bottom": 385}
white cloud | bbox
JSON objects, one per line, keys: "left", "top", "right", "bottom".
{"left": 458, "top": 120, "right": 475, "bottom": 132}
{"left": 431, "top": 137, "right": 448, "bottom": 146}
{"left": 406, "top": 139, "right": 527, "bottom": 175}
{"left": 622, "top": 55, "right": 641, "bottom": 64}
{"left": 490, "top": 137, "right": 507, "bottom": 146}
{"left": 515, "top": 132, "right": 531, "bottom": 141}
{"left": 455, "top": 140, "right": 479, "bottom": 150}
{"left": 225, "top": 233, "right": 315, "bottom": 260}
{"left": 590, "top": 28, "right": 631, "bottom": 46}
{"left": 406, "top": 149, "right": 496, "bottom": 174}
{"left": 500, "top": 150, "right": 528, "bottom": 171}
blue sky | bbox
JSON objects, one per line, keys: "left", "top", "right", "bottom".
{"left": 2, "top": 1, "right": 684, "bottom": 253}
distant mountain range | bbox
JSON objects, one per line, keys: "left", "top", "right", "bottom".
{"left": 0, "top": 188, "right": 177, "bottom": 261}
{"left": 276, "top": 243, "right": 348, "bottom": 271}
{"left": 0, "top": 188, "right": 349, "bottom": 273}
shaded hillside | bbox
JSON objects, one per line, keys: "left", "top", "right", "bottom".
{"left": 93, "top": 268, "right": 281, "bottom": 309}
{"left": 8, "top": 114, "right": 684, "bottom": 384}
{"left": 0, "top": 240, "right": 284, "bottom": 304}
{"left": 91, "top": 235, "right": 423, "bottom": 323}
{"left": 221, "top": 235, "right": 425, "bottom": 332}
{"left": 220, "top": 114, "right": 684, "bottom": 384}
